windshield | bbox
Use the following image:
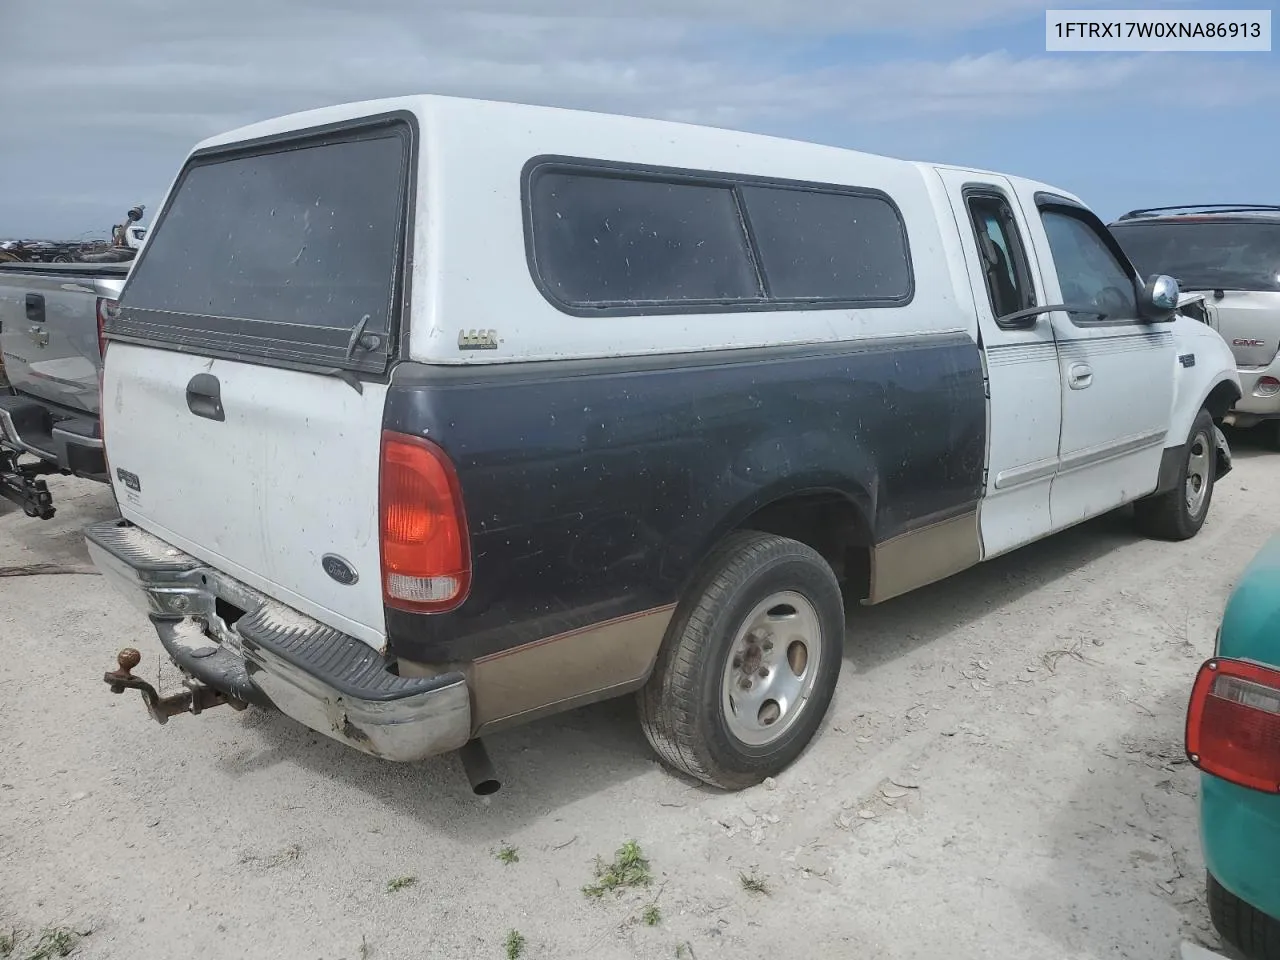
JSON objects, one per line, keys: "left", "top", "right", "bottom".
{"left": 1110, "top": 220, "right": 1280, "bottom": 292}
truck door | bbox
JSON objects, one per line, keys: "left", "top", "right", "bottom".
{"left": 935, "top": 169, "right": 1061, "bottom": 558}
{"left": 1014, "top": 192, "right": 1175, "bottom": 528}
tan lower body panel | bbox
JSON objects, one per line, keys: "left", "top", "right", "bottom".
{"left": 464, "top": 604, "right": 676, "bottom": 737}
{"left": 866, "top": 509, "right": 981, "bottom": 605}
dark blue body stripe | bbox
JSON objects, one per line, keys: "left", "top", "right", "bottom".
{"left": 382, "top": 333, "right": 986, "bottom": 663}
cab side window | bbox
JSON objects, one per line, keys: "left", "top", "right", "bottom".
{"left": 966, "top": 194, "right": 1035, "bottom": 319}
{"left": 1040, "top": 208, "right": 1139, "bottom": 324}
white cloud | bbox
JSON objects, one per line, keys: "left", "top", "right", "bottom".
{"left": 0, "top": 0, "right": 1272, "bottom": 235}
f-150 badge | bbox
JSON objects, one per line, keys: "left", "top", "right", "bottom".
{"left": 458, "top": 328, "right": 499, "bottom": 350}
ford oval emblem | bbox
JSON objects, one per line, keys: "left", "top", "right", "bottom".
{"left": 321, "top": 554, "right": 359, "bottom": 586}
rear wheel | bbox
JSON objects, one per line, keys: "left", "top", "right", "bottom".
{"left": 1134, "top": 407, "right": 1216, "bottom": 541}
{"left": 1208, "top": 871, "right": 1280, "bottom": 960}
{"left": 638, "top": 531, "right": 845, "bottom": 790}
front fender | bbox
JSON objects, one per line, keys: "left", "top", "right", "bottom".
{"left": 1167, "top": 317, "right": 1241, "bottom": 447}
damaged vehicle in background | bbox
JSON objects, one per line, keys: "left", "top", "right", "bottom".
{"left": 1111, "top": 204, "right": 1280, "bottom": 448}
{"left": 0, "top": 261, "right": 124, "bottom": 518}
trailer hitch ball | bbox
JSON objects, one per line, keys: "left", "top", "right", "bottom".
{"left": 106, "top": 648, "right": 144, "bottom": 690}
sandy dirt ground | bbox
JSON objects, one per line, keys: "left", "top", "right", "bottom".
{"left": 1, "top": 436, "right": 1275, "bottom": 960}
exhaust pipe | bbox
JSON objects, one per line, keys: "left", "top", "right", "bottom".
{"left": 458, "top": 738, "right": 500, "bottom": 795}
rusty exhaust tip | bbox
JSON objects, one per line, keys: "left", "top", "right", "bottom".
{"left": 458, "top": 739, "right": 501, "bottom": 795}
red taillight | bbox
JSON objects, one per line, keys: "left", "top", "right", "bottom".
{"left": 1186, "top": 657, "right": 1280, "bottom": 793}
{"left": 95, "top": 298, "right": 118, "bottom": 358}
{"left": 378, "top": 430, "right": 470, "bottom": 613}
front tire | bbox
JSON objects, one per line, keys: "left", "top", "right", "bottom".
{"left": 1134, "top": 407, "right": 1217, "bottom": 541}
{"left": 638, "top": 531, "right": 845, "bottom": 790}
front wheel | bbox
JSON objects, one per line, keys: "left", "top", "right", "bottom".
{"left": 1134, "top": 407, "right": 1217, "bottom": 541}
{"left": 637, "top": 530, "right": 845, "bottom": 790}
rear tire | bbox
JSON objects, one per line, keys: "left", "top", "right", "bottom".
{"left": 1134, "top": 407, "right": 1216, "bottom": 541}
{"left": 637, "top": 531, "right": 845, "bottom": 791}
{"left": 1208, "top": 871, "right": 1280, "bottom": 960}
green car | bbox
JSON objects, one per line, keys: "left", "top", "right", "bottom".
{"left": 1186, "top": 534, "right": 1280, "bottom": 959}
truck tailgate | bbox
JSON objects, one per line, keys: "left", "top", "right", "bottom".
{"left": 104, "top": 343, "right": 390, "bottom": 648}
{"left": 0, "top": 263, "right": 127, "bottom": 413}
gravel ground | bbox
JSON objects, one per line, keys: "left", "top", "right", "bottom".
{"left": 1, "top": 436, "right": 1275, "bottom": 960}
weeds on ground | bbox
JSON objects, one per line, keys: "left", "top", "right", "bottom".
{"left": 504, "top": 929, "right": 525, "bottom": 959}
{"left": 642, "top": 905, "right": 662, "bottom": 926}
{"left": 738, "top": 870, "right": 770, "bottom": 895}
{"left": 0, "top": 928, "right": 16, "bottom": 958}
{"left": 582, "top": 840, "right": 652, "bottom": 899}
{"left": 496, "top": 844, "right": 519, "bottom": 865}
{"left": 20, "top": 926, "right": 84, "bottom": 960}
{"left": 386, "top": 875, "right": 418, "bottom": 893}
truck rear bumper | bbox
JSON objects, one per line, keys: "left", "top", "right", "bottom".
{"left": 0, "top": 393, "right": 106, "bottom": 477}
{"left": 85, "top": 519, "right": 472, "bottom": 763}
{"left": 1227, "top": 359, "right": 1280, "bottom": 424}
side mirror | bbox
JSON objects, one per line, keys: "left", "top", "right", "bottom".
{"left": 1140, "top": 274, "right": 1180, "bottom": 322}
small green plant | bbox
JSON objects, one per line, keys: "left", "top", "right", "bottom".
{"left": 583, "top": 840, "right": 652, "bottom": 899}
{"left": 24, "top": 926, "right": 83, "bottom": 960}
{"left": 675, "top": 943, "right": 694, "bottom": 959}
{"left": 496, "top": 844, "right": 519, "bottom": 865}
{"left": 385, "top": 875, "right": 418, "bottom": 893}
{"left": 503, "top": 929, "right": 525, "bottom": 959}
{"left": 642, "top": 904, "right": 661, "bottom": 926}
{"left": 739, "top": 870, "right": 770, "bottom": 895}
{"left": 0, "top": 928, "right": 18, "bottom": 958}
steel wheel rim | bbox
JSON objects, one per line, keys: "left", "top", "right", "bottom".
{"left": 720, "top": 590, "right": 824, "bottom": 747}
{"left": 1185, "top": 429, "right": 1211, "bottom": 519}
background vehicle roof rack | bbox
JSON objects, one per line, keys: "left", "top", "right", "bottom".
{"left": 1117, "top": 203, "right": 1280, "bottom": 221}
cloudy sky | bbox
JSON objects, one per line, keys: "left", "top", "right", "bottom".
{"left": 1, "top": 0, "right": 1276, "bottom": 238}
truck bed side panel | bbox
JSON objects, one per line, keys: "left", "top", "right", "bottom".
{"left": 383, "top": 333, "right": 986, "bottom": 677}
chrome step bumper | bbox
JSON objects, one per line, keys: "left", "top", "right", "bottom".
{"left": 85, "top": 520, "right": 472, "bottom": 762}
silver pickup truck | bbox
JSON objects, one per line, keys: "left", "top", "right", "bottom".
{"left": 0, "top": 261, "right": 128, "bottom": 518}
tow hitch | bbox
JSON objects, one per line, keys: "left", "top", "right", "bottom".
{"left": 0, "top": 448, "right": 57, "bottom": 519}
{"left": 103, "top": 648, "right": 247, "bottom": 724}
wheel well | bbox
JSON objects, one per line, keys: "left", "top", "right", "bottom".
{"left": 1205, "top": 379, "right": 1242, "bottom": 422}
{"left": 737, "top": 492, "right": 872, "bottom": 602}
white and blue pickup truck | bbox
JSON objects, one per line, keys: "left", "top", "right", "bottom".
{"left": 88, "top": 96, "right": 1240, "bottom": 793}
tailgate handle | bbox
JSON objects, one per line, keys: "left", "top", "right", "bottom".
{"left": 186, "top": 373, "right": 225, "bottom": 422}
{"left": 24, "top": 293, "right": 45, "bottom": 324}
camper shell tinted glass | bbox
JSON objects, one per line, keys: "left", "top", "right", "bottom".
{"left": 112, "top": 115, "right": 414, "bottom": 375}
{"left": 523, "top": 157, "right": 913, "bottom": 315}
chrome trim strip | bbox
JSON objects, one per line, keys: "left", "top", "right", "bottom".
{"left": 993, "top": 456, "right": 1059, "bottom": 491}
{"left": 1057, "top": 428, "right": 1167, "bottom": 475}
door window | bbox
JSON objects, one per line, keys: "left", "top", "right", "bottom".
{"left": 1040, "top": 209, "right": 1139, "bottom": 325}
{"left": 966, "top": 194, "right": 1035, "bottom": 319}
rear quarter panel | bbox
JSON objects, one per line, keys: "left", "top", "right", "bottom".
{"left": 1201, "top": 534, "right": 1280, "bottom": 921}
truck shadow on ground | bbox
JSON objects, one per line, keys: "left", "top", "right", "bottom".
{"left": 224, "top": 506, "right": 1148, "bottom": 841}
{"left": 1019, "top": 683, "right": 1221, "bottom": 959}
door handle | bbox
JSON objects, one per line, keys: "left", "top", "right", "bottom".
{"left": 1068, "top": 362, "right": 1093, "bottom": 390}
{"left": 27, "top": 325, "right": 49, "bottom": 348}
{"left": 186, "top": 372, "right": 225, "bottom": 422}
{"left": 24, "top": 293, "right": 45, "bottom": 324}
